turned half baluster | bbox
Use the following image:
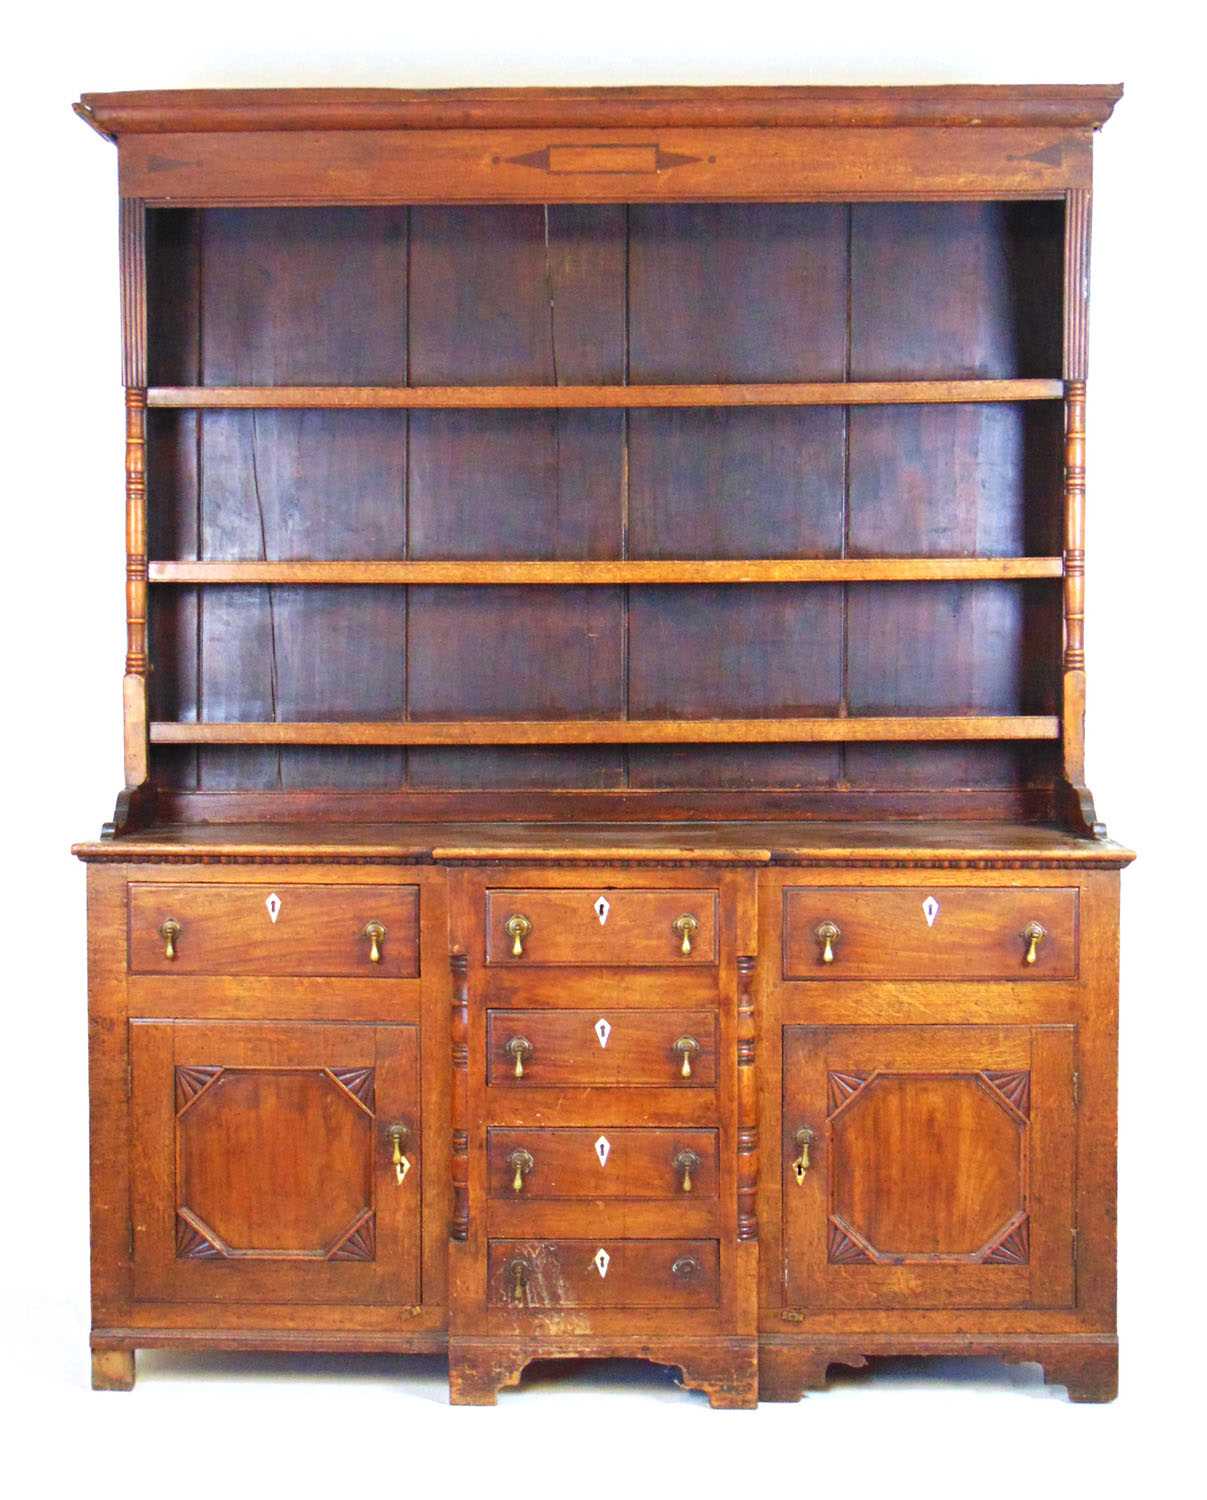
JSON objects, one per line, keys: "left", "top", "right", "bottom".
{"left": 123, "top": 387, "right": 149, "bottom": 787}
{"left": 450, "top": 949, "right": 470, "bottom": 1242}
{"left": 736, "top": 954, "right": 758, "bottom": 1243}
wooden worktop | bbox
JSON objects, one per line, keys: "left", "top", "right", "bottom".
{"left": 72, "top": 821, "right": 1134, "bottom": 867}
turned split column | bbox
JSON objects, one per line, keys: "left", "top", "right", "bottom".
{"left": 450, "top": 949, "right": 470, "bottom": 1242}
{"left": 1062, "top": 379, "right": 1087, "bottom": 784}
{"left": 123, "top": 387, "right": 149, "bottom": 787}
{"left": 736, "top": 954, "right": 758, "bottom": 1243}
{"left": 120, "top": 197, "right": 149, "bottom": 790}
{"left": 1058, "top": 188, "right": 1101, "bottom": 833}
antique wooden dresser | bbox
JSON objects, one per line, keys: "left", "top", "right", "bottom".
{"left": 72, "top": 84, "right": 1132, "bottom": 1405}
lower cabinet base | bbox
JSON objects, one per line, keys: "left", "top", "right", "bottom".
{"left": 89, "top": 1331, "right": 1116, "bottom": 1402}
{"left": 89, "top": 1328, "right": 448, "bottom": 1390}
{"left": 758, "top": 1334, "right": 1119, "bottom": 1404}
{"left": 448, "top": 1336, "right": 759, "bottom": 1408}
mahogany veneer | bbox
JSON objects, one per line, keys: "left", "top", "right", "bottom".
{"left": 74, "top": 83, "right": 1129, "bottom": 1407}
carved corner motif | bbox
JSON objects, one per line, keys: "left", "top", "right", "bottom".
{"left": 982, "top": 1216, "right": 1030, "bottom": 1265}
{"left": 174, "top": 1065, "right": 222, "bottom": 1112}
{"left": 329, "top": 1067, "right": 375, "bottom": 1112}
{"left": 982, "top": 1069, "right": 1031, "bottom": 1115}
{"left": 828, "top": 1221, "right": 874, "bottom": 1265}
{"left": 329, "top": 1213, "right": 376, "bottom": 1262}
{"left": 827, "top": 1071, "right": 870, "bottom": 1114}
{"left": 175, "top": 1214, "right": 224, "bottom": 1260}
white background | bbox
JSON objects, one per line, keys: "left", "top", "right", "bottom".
{"left": 3, "top": 3, "right": 1201, "bottom": 1494}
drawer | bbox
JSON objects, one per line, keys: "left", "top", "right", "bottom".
{"left": 488, "top": 1128, "right": 718, "bottom": 1201}
{"left": 783, "top": 886, "right": 1078, "bottom": 980}
{"left": 487, "top": 1009, "right": 717, "bottom": 1088}
{"left": 129, "top": 884, "right": 419, "bottom": 977}
{"left": 488, "top": 1238, "right": 719, "bottom": 1309}
{"left": 485, "top": 888, "right": 718, "bottom": 965}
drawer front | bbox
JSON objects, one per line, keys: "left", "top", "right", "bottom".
{"left": 485, "top": 888, "right": 718, "bottom": 966}
{"left": 487, "top": 1009, "right": 717, "bottom": 1088}
{"left": 783, "top": 887, "right": 1078, "bottom": 980}
{"left": 488, "top": 1239, "right": 719, "bottom": 1309}
{"left": 129, "top": 884, "right": 419, "bottom": 977}
{"left": 488, "top": 1128, "right": 718, "bottom": 1201}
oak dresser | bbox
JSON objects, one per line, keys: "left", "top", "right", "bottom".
{"left": 73, "top": 84, "right": 1132, "bottom": 1406}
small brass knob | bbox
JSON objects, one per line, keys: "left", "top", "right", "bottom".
{"left": 1023, "top": 921, "right": 1047, "bottom": 965}
{"left": 815, "top": 921, "right": 841, "bottom": 965}
{"left": 363, "top": 920, "right": 386, "bottom": 963}
{"left": 672, "top": 1148, "right": 700, "bottom": 1194}
{"left": 159, "top": 918, "right": 181, "bottom": 961}
{"left": 672, "top": 1035, "right": 700, "bottom": 1080}
{"left": 505, "top": 913, "right": 532, "bottom": 958}
{"left": 388, "top": 1123, "right": 411, "bottom": 1184}
{"left": 671, "top": 1255, "right": 701, "bottom": 1280}
{"left": 507, "top": 1258, "right": 529, "bottom": 1307}
{"left": 507, "top": 1147, "right": 535, "bottom": 1194}
{"left": 672, "top": 913, "right": 699, "bottom": 957}
{"left": 504, "top": 1036, "right": 534, "bottom": 1080}
{"left": 792, "top": 1126, "right": 815, "bottom": 1186}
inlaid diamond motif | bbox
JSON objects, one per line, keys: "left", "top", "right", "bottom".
{"left": 265, "top": 893, "right": 282, "bottom": 924}
{"left": 922, "top": 896, "right": 940, "bottom": 928}
{"left": 594, "top": 1135, "right": 611, "bottom": 1168}
{"left": 594, "top": 1017, "right": 612, "bottom": 1049}
{"left": 592, "top": 1247, "right": 610, "bottom": 1279}
{"left": 593, "top": 896, "right": 611, "bottom": 925}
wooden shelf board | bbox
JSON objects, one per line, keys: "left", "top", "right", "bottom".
{"left": 149, "top": 716, "right": 1060, "bottom": 747}
{"left": 148, "top": 558, "right": 1064, "bottom": 586}
{"left": 145, "top": 379, "right": 1065, "bottom": 411}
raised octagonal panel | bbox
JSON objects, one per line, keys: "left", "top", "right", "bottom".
{"left": 178, "top": 1069, "right": 373, "bottom": 1256}
{"left": 831, "top": 1073, "right": 1025, "bottom": 1259}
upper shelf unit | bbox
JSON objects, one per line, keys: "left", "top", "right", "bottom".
{"left": 132, "top": 195, "right": 1075, "bottom": 801}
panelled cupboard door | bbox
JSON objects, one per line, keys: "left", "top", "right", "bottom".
{"left": 130, "top": 1020, "right": 420, "bottom": 1305}
{"left": 782, "top": 1025, "right": 1075, "bottom": 1311}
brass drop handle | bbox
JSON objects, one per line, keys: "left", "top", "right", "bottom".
{"left": 505, "top": 913, "right": 532, "bottom": 958}
{"left": 505, "top": 1036, "right": 534, "bottom": 1080}
{"left": 363, "top": 920, "right": 386, "bottom": 963}
{"left": 672, "top": 913, "right": 699, "bottom": 956}
{"left": 672, "top": 1149, "right": 700, "bottom": 1194}
{"left": 815, "top": 920, "right": 841, "bottom": 965}
{"left": 507, "top": 1148, "right": 534, "bottom": 1195}
{"left": 792, "top": 1126, "right": 815, "bottom": 1186}
{"left": 159, "top": 918, "right": 181, "bottom": 961}
{"left": 388, "top": 1123, "right": 411, "bottom": 1185}
{"left": 507, "top": 1258, "right": 529, "bottom": 1307}
{"left": 1023, "top": 921, "right": 1047, "bottom": 966}
{"left": 673, "top": 1035, "right": 700, "bottom": 1080}
{"left": 672, "top": 1255, "right": 700, "bottom": 1280}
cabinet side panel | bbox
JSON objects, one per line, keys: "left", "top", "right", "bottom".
{"left": 88, "top": 867, "right": 133, "bottom": 1325}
